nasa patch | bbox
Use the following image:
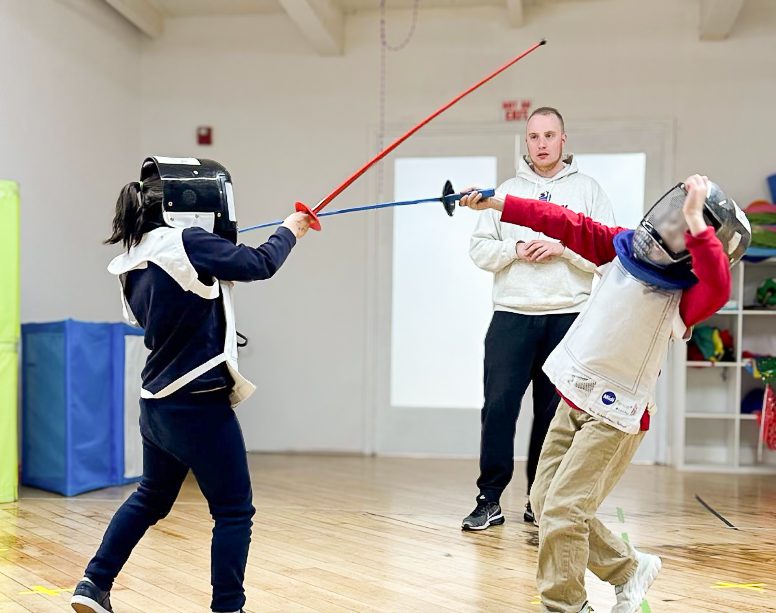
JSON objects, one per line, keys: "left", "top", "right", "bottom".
{"left": 602, "top": 391, "right": 617, "bottom": 405}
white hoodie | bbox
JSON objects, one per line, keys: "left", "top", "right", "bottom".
{"left": 470, "top": 154, "right": 615, "bottom": 314}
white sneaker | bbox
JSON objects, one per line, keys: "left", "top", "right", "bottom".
{"left": 611, "top": 550, "right": 661, "bottom": 613}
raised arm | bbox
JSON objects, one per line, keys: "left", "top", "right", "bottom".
{"left": 679, "top": 228, "right": 731, "bottom": 326}
{"left": 676, "top": 175, "right": 732, "bottom": 326}
{"left": 184, "top": 224, "right": 300, "bottom": 283}
{"left": 499, "top": 195, "right": 628, "bottom": 267}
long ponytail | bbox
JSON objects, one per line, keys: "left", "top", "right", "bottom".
{"left": 105, "top": 171, "right": 163, "bottom": 249}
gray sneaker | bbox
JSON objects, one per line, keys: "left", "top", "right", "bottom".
{"left": 71, "top": 578, "right": 113, "bottom": 613}
{"left": 462, "top": 495, "right": 504, "bottom": 531}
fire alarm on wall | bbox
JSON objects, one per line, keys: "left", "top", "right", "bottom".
{"left": 197, "top": 126, "right": 213, "bottom": 146}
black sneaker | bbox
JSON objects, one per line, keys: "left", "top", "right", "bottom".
{"left": 461, "top": 495, "right": 504, "bottom": 531}
{"left": 70, "top": 578, "right": 113, "bottom": 613}
{"left": 524, "top": 500, "right": 538, "bottom": 525}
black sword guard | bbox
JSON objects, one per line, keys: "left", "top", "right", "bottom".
{"left": 442, "top": 180, "right": 456, "bottom": 217}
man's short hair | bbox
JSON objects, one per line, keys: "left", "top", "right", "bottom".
{"left": 527, "top": 107, "right": 565, "bottom": 133}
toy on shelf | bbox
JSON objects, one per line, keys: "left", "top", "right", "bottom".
{"left": 743, "top": 177, "right": 776, "bottom": 260}
{"left": 761, "top": 386, "right": 776, "bottom": 452}
{"left": 688, "top": 325, "right": 735, "bottom": 363}
{"left": 756, "top": 278, "right": 776, "bottom": 308}
{"left": 742, "top": 353, "right": 776, "bottom": 454}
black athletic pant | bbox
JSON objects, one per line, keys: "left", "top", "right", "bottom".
{"left": 477, "top": 311, "right": 578, "bottom": 503}
{"left": 86, "top": 390, "right": 254, "bottom": 613}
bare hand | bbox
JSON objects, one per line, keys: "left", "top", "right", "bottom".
{"left": 682, "top": 174, "right": 709, "bottom": 235}
{"left": 282, "top": 212, "right": 311, "bottom": 238}
{"left": 458, "top": 188, "right": 504, "bottom": 212}
{"left": 522, "top": 239, "right": 564, "bottom": 262}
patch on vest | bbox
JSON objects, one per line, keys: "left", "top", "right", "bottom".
{"left": 602, "top": 391, "right": 617, "bottom": 405}
{"left": 572, "top": 375, "right": 596, "bottom": 394}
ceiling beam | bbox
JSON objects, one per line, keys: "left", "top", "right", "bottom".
{"left": 104, "top": 0, "right": 164, "bottom": 38}
{"left": 699, "top": 0, "right": 745, "bottom": 41}
{"left": 278, "top": 0, "right": 344, "bottom": 56}
{"left": 506, "top": 0, "right": 525, "bottom": 28}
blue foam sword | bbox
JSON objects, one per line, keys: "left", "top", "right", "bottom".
{"left": 238, "top": 181, "right": 495, "bottom": 234}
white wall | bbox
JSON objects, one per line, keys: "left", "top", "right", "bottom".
{"left": 0, "top": 0, "right": 142, "bottom": 322}
{"left": 140, "top": 12, "right": 380, "bottom": 452}
{"left": 7, "top": 1, "right": 774, "bottom": 454}
{"left": 138, "top": 0, "right": 776, "bottom": 453}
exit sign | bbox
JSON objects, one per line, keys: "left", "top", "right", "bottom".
{"left": 502, "top": 99, "right": 532, "bottom": 122}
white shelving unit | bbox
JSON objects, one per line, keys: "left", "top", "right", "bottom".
{"left": 674, "top": 258, "right": 776, "bottom": 473}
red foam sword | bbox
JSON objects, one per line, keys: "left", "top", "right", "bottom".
{"left": 296, "top": 39, "right": 547, "bottom": 230}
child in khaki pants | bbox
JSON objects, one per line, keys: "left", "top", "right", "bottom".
{"left": 461, "top": 175, "right": 750, "bottom": 613}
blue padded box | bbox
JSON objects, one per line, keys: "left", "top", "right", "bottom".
{"left": 21, "top": 320, "right": 145, "bottom": 496}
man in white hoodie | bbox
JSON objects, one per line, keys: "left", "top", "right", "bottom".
{"left": 462, "top": 107, "right": 615, "bottom": 531}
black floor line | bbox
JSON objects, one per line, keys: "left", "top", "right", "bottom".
{"left": 695, "top": 494, "right": 738, "bottom": 530}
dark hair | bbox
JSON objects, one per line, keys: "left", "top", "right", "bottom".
{"left": 527, "top": 106, "right": 565, "bottom": 132}
{"left": 105, "top": 170, "right": 163, "bottom": 249}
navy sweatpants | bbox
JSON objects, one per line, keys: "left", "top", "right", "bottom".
{"left": 477, "top": 311, "right": 577, "bottom": 503}
{"left": 85, "top": 390, "right": 255, "bottom": 613}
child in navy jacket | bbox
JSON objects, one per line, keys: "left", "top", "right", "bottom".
{"left": 72, "top": 158, "right": 310, "bottom": 613}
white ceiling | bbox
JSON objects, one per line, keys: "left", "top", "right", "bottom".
{"left": 148, "top": 0, "right": 281, "bottom": 17}
{"left": 116, "top": 0, "right": 750, "bottom": 50}
{"left": 147, "top": 0, "right": 566, "bottom": 18}
{"left": 338, "top": 0, "right": 505, "bottom": 11}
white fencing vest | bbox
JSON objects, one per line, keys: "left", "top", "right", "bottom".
{"left": 542, "top": 258, "right": 687, "bottom": 434}
{"left": 107, "top": 227, "right": 255, "bottom": 408}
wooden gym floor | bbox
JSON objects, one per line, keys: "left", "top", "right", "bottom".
{"left": 1, "top": 455, "right": 775, "bottom": 612}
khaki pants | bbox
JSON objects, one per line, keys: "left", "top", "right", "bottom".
{"left": 529, "top": 401, "right": 646, "bottom": 613}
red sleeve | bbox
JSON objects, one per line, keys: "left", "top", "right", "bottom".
{"left": 679, "top": 228, "right": 732, "bottom": 326}
{"left": 501, "top": 194, "right": 629, "bottom": 266}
